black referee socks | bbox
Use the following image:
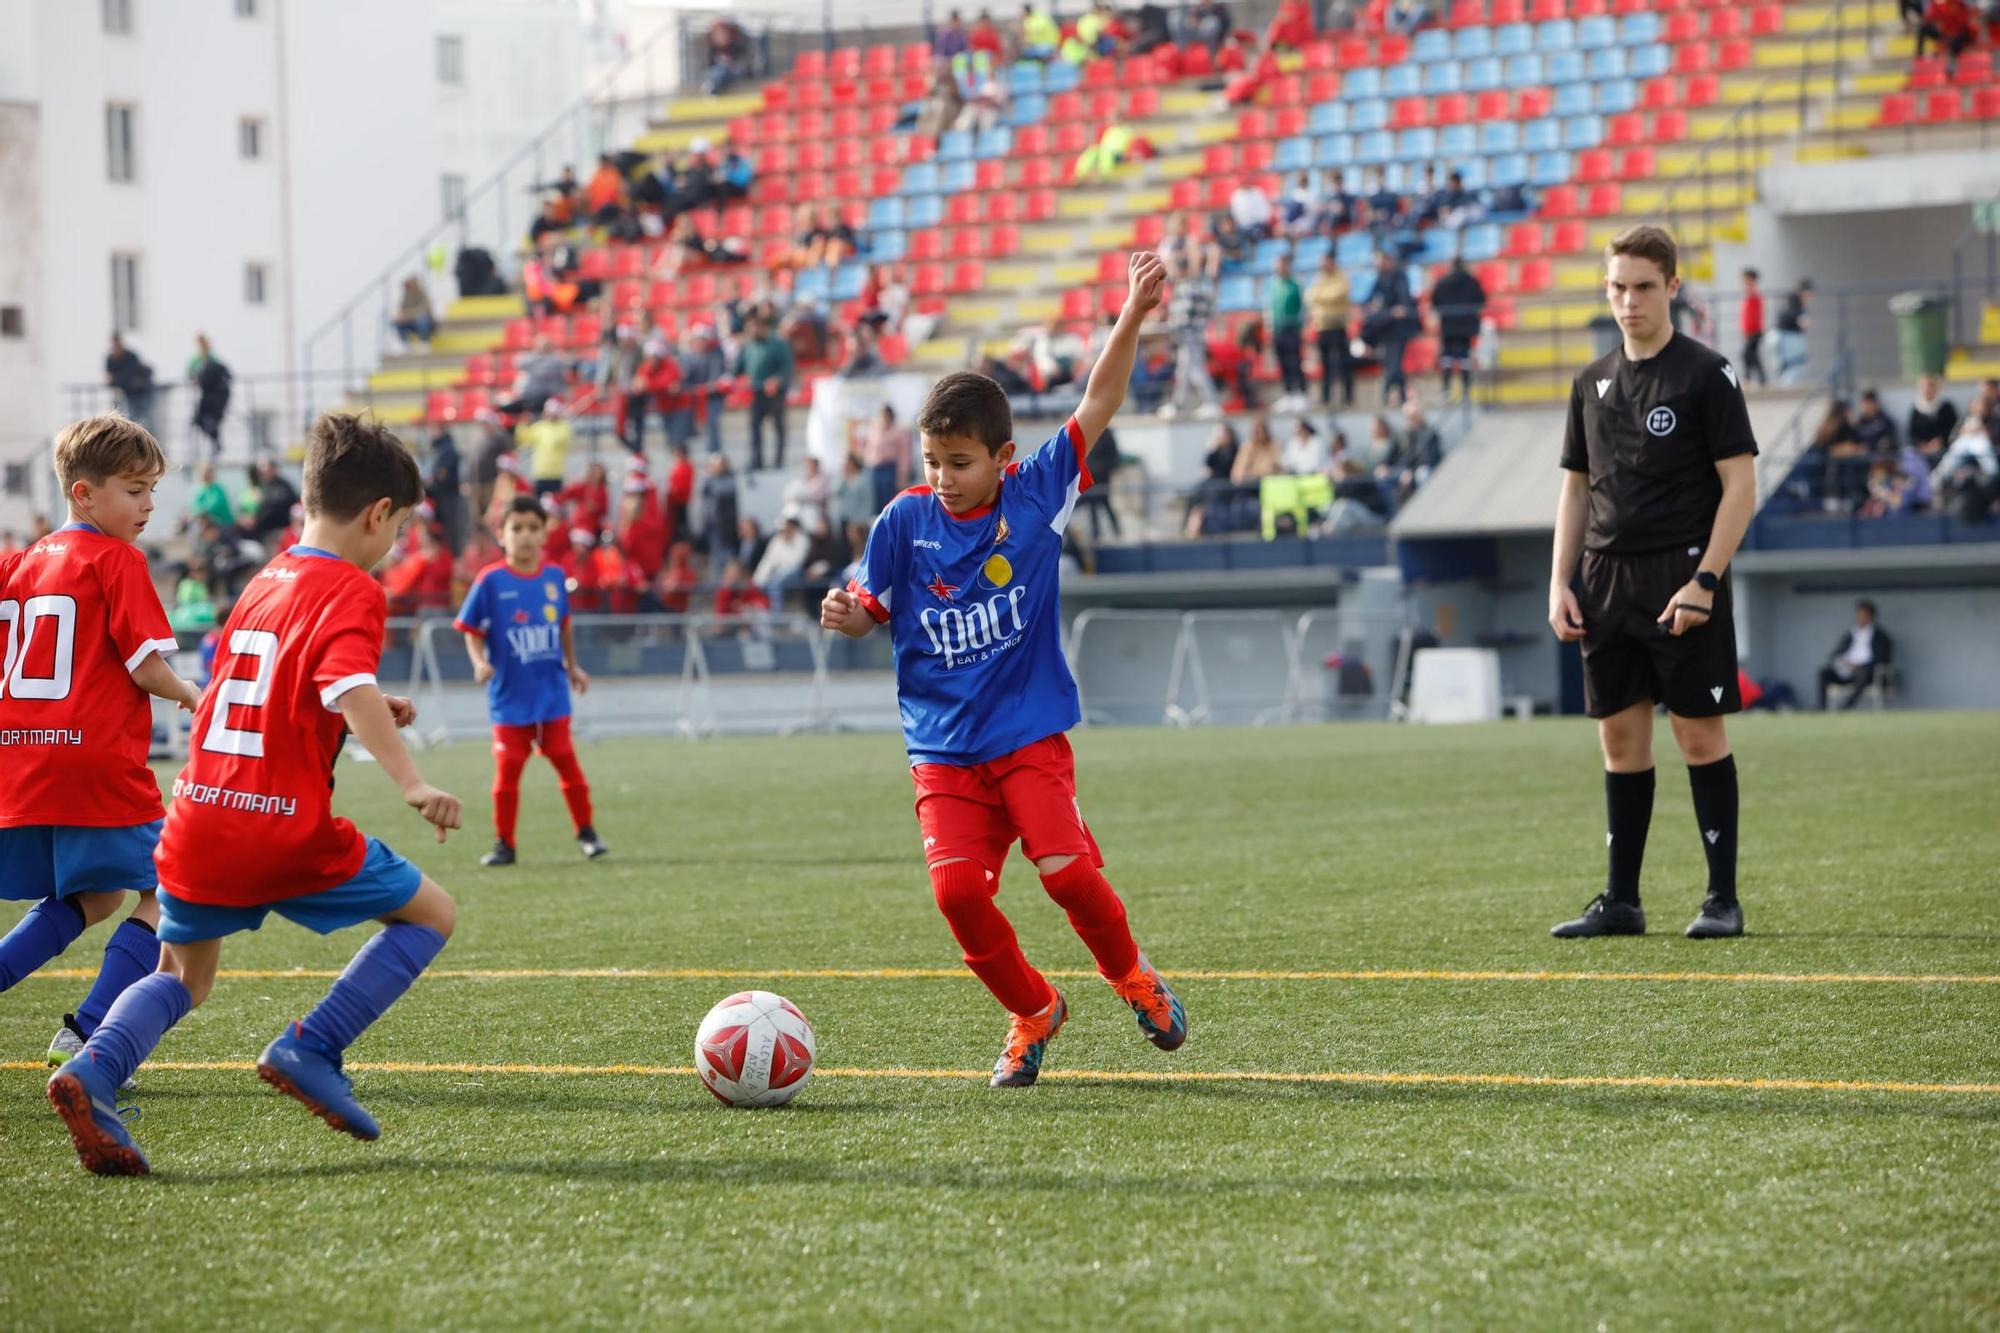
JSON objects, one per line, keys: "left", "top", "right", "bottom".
{"left": 1686, "top": 754, "right": 1739, "bottom": 905}
{"left": 1604, "top": 768, "right": 1656, "bottom": 905}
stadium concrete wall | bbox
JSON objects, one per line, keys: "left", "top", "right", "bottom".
{"left": 0, "top": 98, "right": 44, "bottom": 532}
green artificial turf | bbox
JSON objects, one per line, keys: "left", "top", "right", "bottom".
{"left": 2, "top": 713, "right": 1996, "bottom": 1329}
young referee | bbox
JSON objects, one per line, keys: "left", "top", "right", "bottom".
{"left": 1548, "top": 225, "right": 1758, "bottom": 940}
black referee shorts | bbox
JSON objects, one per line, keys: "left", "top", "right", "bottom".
{"left": 1578, "top": 545, "right": 1740, "bottom": 719}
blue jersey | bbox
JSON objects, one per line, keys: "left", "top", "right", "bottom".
{"left": 849, "top": 418, "right": 1092, "bottom": 767}
{"left": 453, "top": 562, "right": 572, "bottom": 726}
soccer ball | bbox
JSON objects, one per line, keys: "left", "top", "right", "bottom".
{"left": 694, "top": 990, "right": 816, "bottom": 1108}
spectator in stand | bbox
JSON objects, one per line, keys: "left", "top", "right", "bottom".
{"left": 713, "top": 559, "right": 771, "bottom": 619}
{"left": 1073, "top": 3, "right": 1128, "bottom": 58}
{"left": 383, "top": 523, "right": 456, "bottom": 618}
{"left": 718, "top": 146, "right": 754, "bottom": 200}
{"left": 1361, "top": 167, "right": 1403, "bottom": 237}
{"left": 1234, "top": 315, "right": 1266, "bottom": 409}
{"left": 736, "top": 315, "right": 794, "bottom": 471}
{"left": 185, "top": 333, "right": 233, "bottom": 458}
{"left": 1326, "top": 457, "right": 1392, "bottom": 528}
{"left": 968, "top": 10, "right": 1006, "bottom": 58}
{"left": 702, "top": 18, "right": 749, "bottom": 96}
{"left": 1308, "top": 252, "right": 1353, "bottom": 408}
{"left": 1281, "top": 418, "right": 1328, "bottom": 475}
{"left": 617, "top": 475, "right": 669, "bottom": 581}
{"left": 1817, "top": 600, "right": 1894, "bottom": 710}
{"left": 1362, "top": 249, "right": 1418, "bottom": 406}
{"left": 1854, "top": 388, "right": 1899, "bottom": 456}
{"left": 1811, "top": 398, "right": 1868, "bottom": 510}
{"left": 1183, "top": 0, "right": 1231, "bottom": 54}
{"left": 242, "top": 458, "right": 299, "bottom": 545}
{"left": 529, "top": 196, "right": 571, "bottom": 246}
{"left": 858, "top": 263, "right": 910, "bottom": 334}
{"left": 1160, "top": 252, "right": 1222, "bottom": 419}
{"left": 647, "top": 541, "right": 698, "bottom": 614}
{"left": 1385, "top": 0, "right": 1436, "bottom": 33}
{"left": 783, "top": 455, "right": 832, "bottom": 537}
{"left": 1737, "top": 268, "right": 1767, "bottom": 386}
{"left": 1184, "top": 423, "right": 1240, "bottom": 536}
{"left": 522, "top": 398, "right": 574, "bottom": 498}
{"left": 1210, "top": 211, "right": 1251, "bottom": 266}
{"left": 1158, "top": 211, "right": 1195, "bottom": 276}
{"left": 835, "top": 452, "right": 878, "bottom": 534}
{"left": 956, "top": 58, "right": 1010, "bottom": 132}
{"left": 630, "top": 341, "right": 684, "bottom": 455}
{"left": 1229, "top": 177, "right": 1274, "bottom": 242}
{"left": 1280, "top": 171, "right": 1319, "bottom": 238}
{"left": 1130, "top": 3, "right": 1174, "bottom": 54}
{"left": 1894, "top": 433, "right": 1937, "bottom": 512}
{"left": 753, "top": 512, "right": 811, "bottom": 607}
{"left": 1267, "top": 252, "right": 1308, "bottom": 412}
{"left": 1263, "top": 0, "right": 1314, "bottom": 50}
{"left": 662, "top": 443, "right": 696, "bottom": 545}
{"left": 699, "top": 453, "right": 740, "bottom": 563}
{"left": 1435, "top": 169, "right": 1482, "bottom": 230}
{"left": 936, "top": 9, "right": 970, "bottom": 57}
{"left": 839, "top": 321, "right": 884, "bottom": 378}
{"left": 1019, "top": 5, "right": 1062, "bottom": 61}
{"left": 735, "top": 516, "right": 768, "bottom": 572}
{"left": 1933, "top": 389, "right": 1998, "bottom": 500}
{"left": 679, "top": 322, "right": 730, "bottom": 455}
{"left": 1430, "top": 258, "right": 1487, "bottom": 404}
{"left": 1908, "top": 373, "right": 1960, "bottom": 462}
{"left": 186, "top": 461, "right": 234, "bottom": 533}
{"left": 861, "top": 404, "right": 914, "bottom": 511}
{"left": 1315, "top": 171, "right": 1358, "bottom": 232}
{"left": 394, "top": 275, "right": 436, "bottom": 348}
{"left": 1382, "top": 398, "right": 1442, "bottom": 504}
{"left": 426, "top": 424, "right": 465, "bottom": 553}
{"left": 1231, "top": 414, "right": 1283, "bottom": 485}
{"left": 559, "top": 462, "right": 612, "bottom": 536}
{"left": 916, "top": 59, "right": 966, "bottom": 136}
{"left": 1917, "top": 0, "right": 1977, "bottom": 65}
{"left": 1776, "top": 278, "right": 1813, "bottom": 386}
{"left": 103, "top": 333, "right": 157, "bottom": 436}
{"left": 497, "top": 336, "right": 570, "bottom": 416}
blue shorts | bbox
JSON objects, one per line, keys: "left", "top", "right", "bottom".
{"left": 158, "top": 838, "right": 423, "bottom": 945}
{"left": 0, "top": 821, "right": 163, "bottom": 901}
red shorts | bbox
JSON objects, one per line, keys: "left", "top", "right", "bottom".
{"left": 492, "top": 715, "right": 573, "bottom": 755}
{"left": 911, "top": 734, "right": 1103, "bottom": 872}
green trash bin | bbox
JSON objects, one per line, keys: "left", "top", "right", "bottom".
{"left": 1889, "top": 291, "right": 1949, "bottom": 377}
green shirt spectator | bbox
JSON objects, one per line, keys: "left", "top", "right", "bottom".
{"left": 734, "top": 331, "right": 795, "bottom": 394}
{"left": 188, "top": 464, "right": 233, "bottom": 530}
{"left": 1268, "top": 272, "right": 1305, "bottom": 334}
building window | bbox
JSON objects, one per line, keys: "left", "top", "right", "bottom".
{"left": 440, "top": 172, "right": 467, "bottom": 222}
{"left": 436, "top": 34, "right": 464, "bottom": 85}
{"left": 102, "top": 0, "right": 132, "bottom": 35}
{"left": 239, "top": 116, "right": 264, "bottom": 160}
{"left": 111, "top": 253, "right": 142, "bottom": 331}
{"left": 0, "top": 306, "right": 23, "bottom": 338}
{"left": 106, "top": 103, "right": 137, "bottom": 183}
{"left": 244, "top": 262, "right": 269, "bottom": 306}
{"left": 236, "top": 0, "right": 258, "bottom": 14}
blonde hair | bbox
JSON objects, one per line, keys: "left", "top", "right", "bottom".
{"left": 53, "top": 413, "right": 167, "bottom": 494}
{"left": 1605, "top": 224, "right": 1678, "bottom": 282}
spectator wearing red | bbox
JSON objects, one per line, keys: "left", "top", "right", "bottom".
{"left": 652, "top": 542, "right": 700, "bottom": 613}
{"left": 563, "top": 529, "right": 604, "bottom": 612}
{"left": 662, "top": 444, "right": 696, "bottom": 546}
{"left": 1739, "top": 268, "right": 1767, "bottom": 387}
{"left": 383, "top": 525, "right": 455, "bottom": 617}
{"left": 1917, "top": 0, "right": 1976, "bottom": 64}
{"left": 559, "top": 462, "right": 611, "bottom": 535}
{"left": 714, "top": 559, "right": 772, "bottom": 618}
{"left": 591, "top": 536, "right": 645, "bottom": 614}
{"left": 968, "top": 8, "right": 1005, "bottom": 57}
{"left": 1264, "top": 0, "right": 1313, "bottom": 50}
{"left": 584, "top": 154, "right": 627, "bottom": 222}
{"left": 617, "top": 477, "right": 668, "bottom": 580}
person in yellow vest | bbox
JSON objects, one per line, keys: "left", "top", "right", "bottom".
{"left": 1019, "top": 4, "right": 1060, "bottom": 60}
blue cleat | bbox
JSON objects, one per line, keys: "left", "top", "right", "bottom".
{"left": 1108, "top": 953, "right": 1189, "bottom": 1052}
{"left": 47, "top": 1056, "right": 149, "bottom": 1176}
{"left": 256, "top": 1024, "right": 380, "bottom": 1141}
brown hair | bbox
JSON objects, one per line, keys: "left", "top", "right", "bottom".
{"left": 1605, "top": 224, "right": 1678, "bottom": 282}
{"left": 53, "top": 413, "right": 166, "bottom": 493}
{"left": 916, "top": 370, "right": 1012, "bottom": 452}
{"left": 302, "top": 412, "right": 424, "bottom": 521}
{"left": 503, "top": 494, "right": 548, "bottom": 525}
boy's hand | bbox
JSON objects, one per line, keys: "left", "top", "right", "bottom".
{"left": 174, "top": 676, "right": 203, "bottom": 713}
{"left": 402, "top": 782, "right": 463, "bottom": 843}
{"left": 569, "top": 663, "right": 591, "bottom": 694}
{"left": 472, "top": 660, "right": 495, "bottom": 685}
{"left": 820, "top": 586, "right": 875, "bottom": 636}
{"left": 383, "top": 695, "right": 418, "bottom": 729}
{"left": 1126, "top": 251, "right": 1168, "bottom": 315}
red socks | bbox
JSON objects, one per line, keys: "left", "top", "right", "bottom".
{"left": 540, "top": 734, "right": 596, "bottom": 833}
{"left": 1039, "top": 859, "right": 1139, "bottom": 979}
{"left": 491, "top": 734, "right": 531, "bottom": 844}
{"left": 492, "top": 727, "right": 594, "bottom": 843}
{"left": 929, "top": 861, "right": 1055, "bottom": 1017}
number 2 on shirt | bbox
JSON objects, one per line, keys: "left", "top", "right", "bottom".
{"left": 201, "top": 629, "right": 280, "bottom": 757}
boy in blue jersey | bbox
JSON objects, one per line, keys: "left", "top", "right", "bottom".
{"left": 455, "top": 496, "right": 605, "bottom": 866}
{"left": 820, "top": 251, "right": 1187, "bottom": 1088}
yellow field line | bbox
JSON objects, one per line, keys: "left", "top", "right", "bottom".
{"left": 7, "top": 1060, "right": 1995, "bottom": 1096}
{"left": 28, "top": 967, "right": 2000, "bottom": 985}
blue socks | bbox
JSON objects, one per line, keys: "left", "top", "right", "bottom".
{"left": 75, "top": 918, "right": 161, "bottom": 1035}
{"left": 0, "top": 896, "right": 87, "bottom": 992}
{"left": 81, "top": 971, "right": 192, "bottom": 1088}
{"left": 295, "top": 924, "right": 447, "bottom": 1062}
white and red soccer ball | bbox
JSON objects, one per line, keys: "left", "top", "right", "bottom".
{"left": 695, "top": 990, "right": 816, "bottom": 1108}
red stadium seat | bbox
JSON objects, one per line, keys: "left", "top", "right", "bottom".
{"left": 1204, "top": 143, "right": 1238, "bottom": 175}
{"left": 1490, "top": 0, "right": 1525, "bottom": 19}
{"left": 864, "top": 76, "right": 897, "bottom": 105}
{"left": 1449, "top": 0, "right": 1487, "bottom": 25}
{"left": 1504, "top": 221, "right": 1545, "bottom": 256}
{"left": 1921, "top": 90, "right": 1964, "bottom": 122}
{"left": 794, "top": 83, "right": 826, "bottom": 113}
{"left": 1674, "top": 43, "right": 1712, "bottom": 75}
{"left": 948, "top": 228, "right": 989, "bottom": 260}
{"left": 830, "top": 79, "right": 860, "bottom": 108}
{"left": 1055, "top": 122, "right": 1092, "bottom": 154}
{"left": 1617, "top": 147, "right": 1656, "bottom": 180}
{"left": 457, "top": 354, "right": 491, "bottom": 387}
{"left": 1665, "top": 12, "right": 1701, "bottom": 41}
{"left": 905, "top": 133, "right": 937, "bottom": 161}
{"left": 1019, "top": 157, "right": 1059, "bottom": 188}
{"left": 1085, "top": 88, "right": 1120, "bottom": 121}
{"left": 948, "top": 261, "right": 985, "bottom": 294}
{"left": 500, "top": 318, "right": 533, "bottom": 351}
{"left": 614, "top": 245, "right": 649, "bottom": 278}
{"left": 1605, "top": 113, "right": 1645, "bottom": 146}
{"left": 1391, "top": 98, "right": 1431, "bottom": 129}
{"left": 1574, "top": 0, "right": 1608, "bottom": 14}
{"left": 868, "top": 166, "right": 901, "bottom": 196}
{"left": 976, "top": 159, "right": 1007, "bottom": 191}
{"left": 610, "top": 280, "right": 642, "bottom": 314}
{"left": 1060, "top": 287, "right": 1094, "bottom": 322}
{"left": 989, "top": 224, "right": 1020, "bottom": 257}
{"left": 1337, "top": 36, "right": 1371, "bottom": 66}
{"left": 1530, "top": 0, "right": 1564, "bottom": 19}
{"left": 794, "top": 141, "right": 827, "bottom": 172}
{"left": 1640, "top": 77, "right": 1680, "bottom": 110}
{"left": 831, "top": 112, "right": 864, "bottom": 145}
{"left": 1434, "top": 93, "right": 1471, "bottom": 124}
{"left": 1681, "top": 72, "right": 1719, "bottom": 106}
{"left": 946, "top": 194, "right": 980, "bottom": 226}
{"left": 1237, "top": 109, "right": 1271, "bottom": 140}
{"left": 908, "top": 229, "right": 944, "bottom": 262}
{"left": 1514, "top": 87, "right": 1551, "bottom": 120}
{"left": 1706, "top": 9, "right": 1740, "bottom": 38}
{"left": 1583, "top": 183, "right": 1623, "bottom": 216}
{"left": 1081, "top": 57, "right": 1116, "bottom": 89}
{"left": 1275, "top": 106, "right": 1309, "bottom": 137}
{"left": 1473, "top": 89, "right": 1511, "bottom": 121}
{"left": 1377, "top": 34, "right": 1409, "bottom": 64}
{"left": 567, "top": 314, "right": 601, "bottom": 350}
{"left": 1475, "top": 260, "right": 1511, "bottom": 292}
{"left": 1302, "top": 39, "right": 1338, "bottom": 70}
{"left": 1023, "top": 188, "right": 1058, "bottom": 221}
{"left": 793, "top": 50, "right": 825, "bottom": 79}
{"left": 425, "top": 390, "right": 456, "bottom": 423}
{"left": 1908, "top": 57, "right": 1948, "bottom": 90}
{"left": 1132, "top": 215, "right": 1165, "bottom": 248}
{"left": 456, "top": 389, "right": 491, "bottom": 420}
{"left": 1539, "top": 184, "right": 1579, "bottom": 217}
{"left": 901, "top": 42, "right": 931, "bottom": 73}
{"left": 830, "top": 46, "right": 861, "bottom": 78}
{"left": 1574, "top": 148, "right": 1614, "bottom": 183}
{"left": 1749, "top": 4, "right": 1783, "bottom": 35}
{"left": 1550, "top": 220, "right": 1589, "bottom": 252}
{"left": 1306, "top": 72, "right": 1341, "bottom": 103}
{"left": 1514, "top": 258, "right": 1553, "bottom": 292}
{"left": 1126, "top": 87, "right": 1160, "bottom": 119}
{"left": 1716, "top": 39, "right": 1750, "bottom": 71}
{"left": 1268, "top": 75, "right": 1305, "bottom": 106}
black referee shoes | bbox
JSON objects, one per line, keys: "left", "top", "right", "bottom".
{"left": 1552, "top": 893, "right": 1746, "bottom": 937}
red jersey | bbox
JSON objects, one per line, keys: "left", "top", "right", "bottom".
{"left": 1740, "top": 290, "right": 1764, "bottom": 336}
{"left": 155, "top": 547, "right": 385, "bottom": 906}
{"left": 0, "top": 524, "right": 177, "bottom": 828}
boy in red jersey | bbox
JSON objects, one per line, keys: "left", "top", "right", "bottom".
{"left": 49, "top": 414, "right": 463, "bottom": 1176}
{"left": 1, "top": 415, "right": 202, "bottom": 1081}
{"left": 819, "top": 253, "right": 1187, "bottom": 1088}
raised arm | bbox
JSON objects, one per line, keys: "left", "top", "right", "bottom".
{"left": 1072, "top": 252, "right": 1168, "bottom": 447}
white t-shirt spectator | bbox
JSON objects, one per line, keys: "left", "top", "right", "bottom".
{"left": 753, "top": 522, "right": 811, "bottom": 589}
{"left": 1230, "top": 185, "right": 1273, "bottom": 233}
{"left": 1839, "top": 624, "right": 1876, "bottom": 670}
{"left": 1934, "top": 420, "right": 1998, "bottom": 480}
{"left": 1282, "top": 430, "right": 1328, "bottom": 476}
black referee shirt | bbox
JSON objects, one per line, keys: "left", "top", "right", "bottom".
{"left": 1560, "top": 332, "right": 1758, "bottom": 554}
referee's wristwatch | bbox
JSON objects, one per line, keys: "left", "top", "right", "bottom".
{"left": 1694, "top": 570, "right": 1721, "bottom": 593}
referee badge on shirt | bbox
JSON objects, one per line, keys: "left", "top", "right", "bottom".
{"left": 1646, "top": 406, "right": 1677, "bottom": 436}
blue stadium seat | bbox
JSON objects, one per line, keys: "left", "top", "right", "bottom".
{"left": 1309, "top": 101, "right": 1348, "bottom": 134}
{"left": 1620, "top": 13, "right": 1662, "bottom": 46}
{"left": 1553, "top": 83, "right": 1594, "bottom": 117}
{"left": 906, "top": 192, "right": 944, "bottom": 226}
{"left": 1506, "top": 53, "right": 1543, "bottom": 87}
{"left": 938, "top": 130, "right": 974, "bottom": 162}
{"left": 1494, "top": 23, "right": 1534, "bottom": 57}
{"left": 1384, "top": 64, "right": 1422, "bottom": 98}
{"left": 794, "top": 266, "right": 830, "bottom": 300}
{"left": 1536, "top": 19, "right": 1575, "bottom": 51}
{"left": 1424, "top": 61, "right": 1463, "bottom": 95}
{"left": 1413, "top": 228, "right": 1457, "bottom": 264}
{"left": 1462, "top": 57, "right": 1503, "bottom": 92}
{"left": 1595, "top": 80, "right": 1637, "bottom": 114}
{"left": 1530, "top": 150, "right": 1572, "bottom": 187}
{"left": 1384, "top": 161, "right": 1416, "bottom": 191}
{"left": 1523, "top": 117, "right": 1562, "bottom": 152}
{"left": 1479, "top": 121, "right": 1521, "bottom": 154}
{"left": 901, "top": 163, "right": 939, "bottom": 195}
{"left": 1576, "top": 16, "right": 1618, "bottom": 50}
{"left": 1335, "top": 231, "right": 1377, "bottom": 267}
{"left": 1628, "top": 46, "right": 1670, "bottom": 79}
{"left": 1588, "top": 47, "right": 1628, "bottom": 81}
{"left": 1438, "top": 123, "right": 1477, "bottom": 158}
{"left": 1547, "top": 51, "right": 1587, "bottom": 86}
{"left": 1412, "top": 28, "right": 1453, "bottom": 63}
{"left": 1276, "top": 137, "right": 1314, "bottom": 171}
{"left": 1356, "top": 129, "right": 1396, "bottom": 165}
{"left": 1454, "top": 26, "right": 1493, "bottom": 59}
{"left": 831, "top": 263, "right": 867, "bottom": 302}
{"left": 1405, "top": 264, "right": 1427, "bottom": 299}
{"left": 1008, "top": 62, "right": 1044, "bottom": 95}
{"left": 868, "top": 196, "right": 905, "bottom": 229}
{"left": 1455, "top": 157, "right": 1489, "bottom": 190}
{"left": 1342, "top": 67, "right": 1382, "bottom": 101}
{"left": 1457, "top": 222, "right": 1503, "bottom": 261}
{"left": 1004, "top": 94, "right": 1045, "bottom": 126}
{"left": 869, "top": 230, "right": 907, "bottom": 263}
{"left": 1562, "top": 114, "right": 1605, "bottom": 150}
{"left": 1253, "top": 237, "right": 1290, "bottom": 268}
{"left": 1399, "top": 127, "right": 1438, "bottom": 160}
{"left": 1314, "top": 133, "right": 1354, "bottom": 167}
{"left": 1042, "top": 59, "right": 1080, "bottom": 92}
{"left": 1338, "top": 165, "right": 1366, "bottom": 194}
{"left": 1294, "top": 235, "right": 1332, "bottom": 268}
{"left": 975, "top": 127, "right": 1012, "bottom": 158}
{"left": 1489, "top": 153, "right": 1529, "bottom": 188}
{"left": 1349, "top": 98, "right": 1389, "bottom": 131}
{"left": 1347, "top": 265, "right": 1379, "bottom": 304}
{"left": 1217, "top": 274, "right": 1257, "bottom": 312}
{"left": 941, "top": 160, "right": 976, "bottom": 192}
